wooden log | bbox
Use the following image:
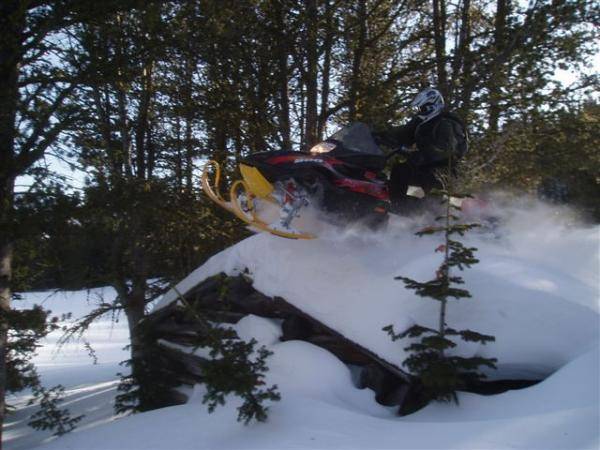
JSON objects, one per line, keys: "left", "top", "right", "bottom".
{"left": 156, "top": 340, "right": 207, "bottom": 378}
{"left": 139, "top": 301, "right": 179, "bottom": 328}
{"left": 148, "top": 274, "right": 412, "bottom": 395}
{"left": 186, "top": 273, "right": 227, "bottom": 299}
{"left": 272, "top": 296, "right": 410, "bottom": 382}
{"left": 166, "top": 389, "right": 190, "bottom": 405}
{"left": 153, "top": 320, "right": 208, "bottom": 337}
{"left": 307, "top": 335, "right": 373, "bottom": 366}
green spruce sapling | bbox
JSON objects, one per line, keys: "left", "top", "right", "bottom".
{"left": 176, "top": 290, "right": 281, "bottom": 425}
{"left": 7, "top": 302, "right": 84, "bottom": 435}
{"left": 27, "top": 384, "right": 84, "bottom": 436}
{"left": 116, "top": 285, "right": 280, "bottom": 424}
{"left": 384, "top": 157, "right": 497, "bottom": 404}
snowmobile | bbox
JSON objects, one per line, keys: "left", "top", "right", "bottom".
{"left": 201, "top": 123, "right": 396, "bottom": 239}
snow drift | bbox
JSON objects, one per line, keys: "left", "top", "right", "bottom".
{"left": 156, "top": 197, "right": 599, "bottom": 380}
{"left": 9, "top": 196, "right": 599, "bottom": 450}
{"left": 33, "top": 315, "right": 600, "bottom": 450}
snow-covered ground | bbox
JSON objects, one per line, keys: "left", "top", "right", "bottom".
{"left": 157, "top": 197, "right": 599, "bottom": 380}
{"left": 5, "top": 197, "right": 600, "bottom": 450}
{"left": 5, "top": 288, "right": 130, "bottom": 450}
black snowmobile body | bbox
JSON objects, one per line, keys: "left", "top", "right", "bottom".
{"left": 240, "top": 123, "right": 390, "bottom": 224}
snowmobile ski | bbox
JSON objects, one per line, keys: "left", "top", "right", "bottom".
{"left": 201, "top": 160, "right": 237, "bottom": 215}
{"left": 201, "top": 160, "right": 315, "bottom": 239}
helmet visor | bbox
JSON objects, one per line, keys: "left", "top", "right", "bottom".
{"left": 415, "top": 104, "right": 433, "bottom": 116}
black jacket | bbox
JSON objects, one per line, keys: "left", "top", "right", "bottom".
{"left": 373, "top": 111, "right": 467, "bottom": 166}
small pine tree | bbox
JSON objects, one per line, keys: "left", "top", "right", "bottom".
{"left": 7, "top": 302, "right": 83, "bottom": 435}
{"left": 177, "top": 292, "right": 281, "bottom": 425}
{"left": 384, "top": 157, "right": 497, "bottom": 405}
{"left": 27, "top": 384, "right": 84, "bottom": 436}
{"left": 6, "top": 304, "right": 53, "bottom": 394}
{"left": 116, "top": 287, "right": 281, "bottom": 425}
{"left": 114, "top": 343, "right": 186, "bottom": 414}
{"left": 200, "top": 327, "right": 281, "bottom": 424}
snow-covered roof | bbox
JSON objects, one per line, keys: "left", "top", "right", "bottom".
{"left": 156, "top": 201, "right": 599, "bottom": 380}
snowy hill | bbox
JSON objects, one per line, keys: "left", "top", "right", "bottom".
{"left": 156, "top": 202, "right": 599, "bottom": 380}
{"left": 7, "top": 198, "right": 600, "bottom": 450}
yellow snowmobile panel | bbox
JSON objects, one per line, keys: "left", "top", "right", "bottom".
{"left": 239, "top": 164, "right": 274, "bottom": 199}
{"left": 201, "top": 160, "right": 314, "bottom": 240}
{"left": 229, "top": 180, "right": 314, "bottom": 240}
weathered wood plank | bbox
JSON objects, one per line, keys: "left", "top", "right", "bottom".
{"left": 271, "top": 296, "right": 410, "bottom": 382}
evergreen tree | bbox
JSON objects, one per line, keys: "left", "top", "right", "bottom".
{"left": 0, "top": 1, "right": 160, "bottom": 439}
{"left": 3, "top": 1, "right": 598, "bottom": 441}
{"left": 60, "top": 5, "right": 243, "bottom": 413}
{"left": 116, "top": 289, "right": 280, "bottom": 425}
{"left": 27, "top": 385, "right": 84, "bottom": 436}
{"left": 6, "top": 302, "right": 83, "bottom": 436}
{"left": 384, "top": 157, "right": 497, "bottom": 406}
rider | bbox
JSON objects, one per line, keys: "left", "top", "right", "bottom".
{"left": 373, "top": 87, "right": 468, "bottom": 212}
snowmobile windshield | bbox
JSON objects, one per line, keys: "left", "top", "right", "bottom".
{"left": 328, "top": 122, "right": 383, "bottom": 155}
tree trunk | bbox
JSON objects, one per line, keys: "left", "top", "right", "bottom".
{"left": 348, "top": 0, "right": 367, "bottom": 122}
{"left": 254, "top": 59, "right": 269, "bottom": 153}
{"left": 450, "top": 0, "right": 470, "bottom": 103}
{"left": 304, "top": 0, "right": 319, "bottom": 149}
{"left": 432, "top": 0, "right": 449, "bottom": 99}
{"left": 299, "top": 81, "right": 306, "bottom": 151}
{"left": 275, "top": 1, "right": 292, "bottom": 150}
{"left": 214, "top": 126, "right": 228, "bottom": 164}
{"left": 111, "top": 222, "right": 148, "bottom": 395}
{"left": 184, "top": 56, "right": 194, "bottom": 191}
{"left": 0, "top": 1, "right": 24, "bottom": 444}
{"left": 115, "top": 13, "right": 132, "bottom": 179}
{"left": 489, "top": 0, "right": 509, "bottom": 133}
{"left": 115, "top": 280, "right": 146, "bottom": 363}
{"left": 175, "top": 117, "right": 183, "bottom": 189}
{"left": 0, "top": 204, "right": 14, "bottom": 450}
{"left": 457, "top": 0, "right": 474, "bottom": 118}
{"left": 135, "top": 61, "right": 154, "bottom": 180}
{"left": 116, "top": 85, "right": 131, "bottom": 179}
{"left": 146, "top": 124, "right": 156, "bottom": 179}
{"left": 318, "top": 0, "right": 333, "bottom": 139}
{"left": 127, "top": 283, "right": 147, "bottom": 362}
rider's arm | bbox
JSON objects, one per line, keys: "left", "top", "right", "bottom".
{"left": 372, "top": 116, "right": 421, "bottom": 150}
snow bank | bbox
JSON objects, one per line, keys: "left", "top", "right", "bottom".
{"left": 8, "top": 197, "right": 599, "bottom": 450}
{"left": 6, "top": 288, "right": 130, "bottom": 450}
{"left": 34, "top": 315, "right": 600, "bottom": 450}
{"left": 156, "top": 198, "right": 599, "bottom": 380}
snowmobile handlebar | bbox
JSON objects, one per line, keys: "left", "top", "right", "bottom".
{"left": 384, "top": 146, "right": 411, "bottom": 162}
